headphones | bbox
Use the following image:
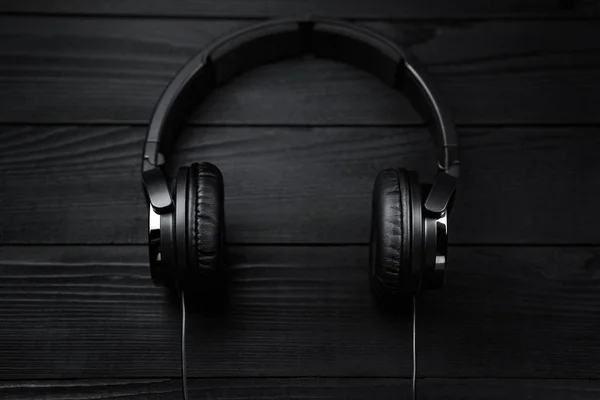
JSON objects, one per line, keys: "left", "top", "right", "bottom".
{"left": 141, "top": 18, "right": 460, "bottom": 309}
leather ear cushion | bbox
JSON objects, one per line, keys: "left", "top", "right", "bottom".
{"left": 186, "top": 162, "right": 225, "bottom": 274}
{"left": 369, "top": 168, "right": 412, "bottom": 301}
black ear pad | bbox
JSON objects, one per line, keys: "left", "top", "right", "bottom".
{"left": 186, "top": 162, "right": 227, "bottom": 312}
{"left": 186, "top": 162, "right": 225, "bottom": 275}
{"left": 171, "top": 162, "right": 227, "bottom": 311}
{"left": 407, "top": 170, "right": 423, "bottom": 294}
{"left": 369, "top": 168, "right": 413, "bottom": 303}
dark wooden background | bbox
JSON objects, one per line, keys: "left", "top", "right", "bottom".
{"left": 1, "top": 0, "right": 600, "bottom": 398}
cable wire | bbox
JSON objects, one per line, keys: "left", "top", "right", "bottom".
{"left": 181, "top": 291, "right": 189, "bottom": 400}
{"left": 179, "top": 291, "right": 417, "bottom": 399}
{"left": 412, "top": 295, "right": 417, "bottom": 400}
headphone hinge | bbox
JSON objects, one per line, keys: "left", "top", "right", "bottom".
{"left": 424, "top": 170, "right": 457, "bottom": 217}
{"left": 142, "top": 167, "right": 173, "bottom": 214}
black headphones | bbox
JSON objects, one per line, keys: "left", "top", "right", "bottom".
{"left": 141, "top": 18, "right": 460, "bottom": 309}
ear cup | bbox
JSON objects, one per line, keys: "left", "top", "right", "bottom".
{"left": 369, "top": 168, "right": 413, "bottom": 302}
{"left": 406, "top": 170, "right": 423, "bottom": 294}
{"left": 176, "top": 162, "right": 227, "bottom": 311}
{"left": 186, "top": 162, "right": 225, "bottom": 275}
{"left": 174, "top": 166, "right": 190, "bottom": 286}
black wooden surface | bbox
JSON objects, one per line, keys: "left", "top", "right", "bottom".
{"left": 1, "top": 0, "right": 599, "bottom": 18}
{"left": 1, "top": 245, "right": 599, "bottom": 379}
{"left": 0, "top": 1, "right": 598, "bottom": 398}
{"left": 2, "top": 18, "right": 600, "bottom": 125}
{"left": 1, "top": 126, "right": 599, "bottom": 244}
{"left": 1, "top": 379, "right": 599, "bottom": 399}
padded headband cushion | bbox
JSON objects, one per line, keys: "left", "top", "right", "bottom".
{"left": 370, "top": 168, "right": 412, "bottom": 301}
{"left": 187, "top": 162, "right": 225, "bottom": 274}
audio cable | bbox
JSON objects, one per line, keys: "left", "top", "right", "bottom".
{"left": 180, "top": 292, "right": 418, "bottom": 400}
{"left": 412, "top": 295, "right": 417, "bottom": 400}
{"left": 181, "top": 291, "right": 189, "bottom": 400}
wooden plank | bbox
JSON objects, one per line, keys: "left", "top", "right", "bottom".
{"left": 1, "top": 0, "right": 598, "bottom": 19}
{"left": 0, "top": 245, "right": 412, "bottom": 379}
{"left": 1, "top": 378, "right": 598, "bottom": 399}
{"left": 0, "top": 378, "right": 407, "bottom": 399}
{"left": 421, "top": 379, "right": 600, "bottom": 399}
{"left": 0, "top": 125, "right": 598, "bottom": 245}
{"left": 0, "top": 245, "right": 598, "bottom": 379}
{"left": 1, "top": 17, "right": 600, "bottom": 125}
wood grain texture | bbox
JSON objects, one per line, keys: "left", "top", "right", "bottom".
{"left": 1, "top": 125, "right": 598, "bottom": 245}
{"left": 1, "top": 17, "right": 600, "bottom": 124}
{"left": 1, "top": 378, "right": 405, "bottom": 400}
{"left": 1, "top": 378, "right": 599, "bottom": 400}
{"left": 1, "top": 3, "right": 597, "bottom": 392}
{"left": 420, "top": 379, "right": 600, "bottom": 399}
{"left": 0, "top": 245, "right": 599, "bottom": 379}
{"left": 1, "top": 0, "right": 598, "bottom": 19}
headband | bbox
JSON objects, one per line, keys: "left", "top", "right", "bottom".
{"left": 142, "top": 18, "right": 460, "bottom": 215}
